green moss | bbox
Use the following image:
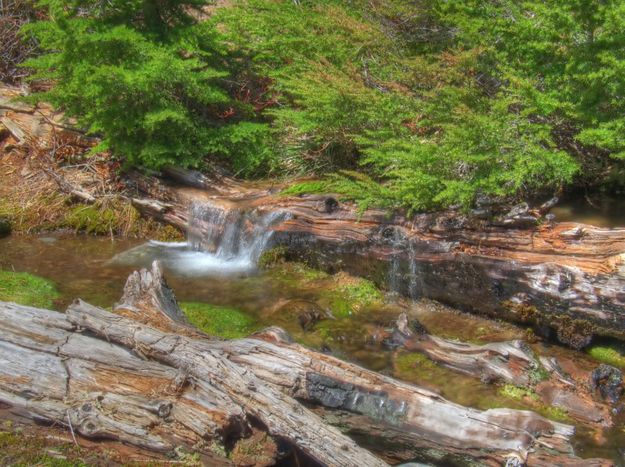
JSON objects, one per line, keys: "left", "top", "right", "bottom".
{"left": 395, "top": 352, "right": 437, "bottom": 374}
{"left": 0, "top": 270, "right": 60, "bottom": 309}
{"left": 587, "top": 345, "right": 625, "bottom": 368}
{"left": 498, "top": 384, "right": 539, "bottom": 402}
{"left": 181, "top": 302, "right": 260, "bottom": 339}
{"left": 338, "top": 279, "right": 382, "bottom": 305}
{"left": 64, "top": 204, "right": 121, "bottom": 235}
{"left": 258, "top": 246, "right": 289, "bottom": 269}
{"left": 323, "top": 278, "right": 383, "bottom": 318}
{"left": 269, "top": 261, "right": 330, "bottom": 285}
{"left": 0, "top": 431, "right": 86, "bottom": 467}
{"left": 541, "top": 406, "right": 570, "bottom": 422}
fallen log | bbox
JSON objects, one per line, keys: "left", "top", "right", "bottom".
{"left": 0, "top": 263, "right": 610, "bottom": 466}
{"left": 130, "top": 169, "right": 625, "bottom": 349}
{"left": 384, "top": 313, "right": 612, "bottom": 427}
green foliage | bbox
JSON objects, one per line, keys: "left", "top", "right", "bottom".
{"left": 217, "top": 0, "right": 620, "bottom": 210}
{"left": 23, "top": 0, "right": 625, "bottom": 209}
{"left": 180, "top": 302, "right": 260, "bottom": 339}
{"left": 0, "top": 270, "right": 60, "bottom": 309}
{"left": 23, "top": 0, "right": 275, "bottom": 173}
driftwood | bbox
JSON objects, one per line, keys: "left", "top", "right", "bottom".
{"left": 0, "top": 263, "right": 611, "bottom": 466}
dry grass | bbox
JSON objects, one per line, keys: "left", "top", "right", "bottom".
{"left": 0, "top": 102, "right": 183, "bottom": 240}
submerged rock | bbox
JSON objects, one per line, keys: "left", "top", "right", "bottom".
{"left": 590, "top": 364, "right": 623, "bottom": 404}
{"left": 383, "top": 312, "right": 427, "bottom": 349}
{"left": 274, "top": 299, "right": 331, "bottom": 331}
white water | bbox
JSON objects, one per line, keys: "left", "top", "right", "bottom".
{"left": 110, "top": 202, "right": 288, "bottom": 277}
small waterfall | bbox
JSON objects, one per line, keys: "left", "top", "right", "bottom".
{"left": 111, "top": 201, "right": 288, "bottom": 276}
{"left": 406, "top": 239, "right": 422, "bottom": 300}
{"left": 187, "top": 201, "right": 288, "bottom": 268}
{"left": 386, "top": 228, "right": 422, "bottom": 300}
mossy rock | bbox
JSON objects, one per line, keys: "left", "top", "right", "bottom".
{"left": 181, "top": 302, "right": 261, "bottom": 339}
{"left": 0, "top": 270, "right": 60, "bottom": 309}
{"left": 319, "top": 276, "right": 383, "bottom": 318}
{"left": 0, "top": 217, "right": 11, "bottom": 238}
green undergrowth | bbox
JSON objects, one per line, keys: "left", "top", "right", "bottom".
{"left": 0, "top": 430, "right": 85, "bottom": 467}
{"left": 181, "top": 302, "right": 261, "bottom": 339}
{"left": 0, "top": 270, "right": 60, "bottom": 309}
{"left": 587, "top": 345, "right": 625, "bottom": 368}
{"left": 0, "top": 191, "right": 183, "bottom": 240}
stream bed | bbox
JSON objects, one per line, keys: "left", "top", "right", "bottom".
{"left": 1, "top": 233, "right": 625, "bottom": 464}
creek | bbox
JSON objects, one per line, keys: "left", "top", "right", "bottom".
{"left": 1, "top": 198, "right": 625, "bottom": 464}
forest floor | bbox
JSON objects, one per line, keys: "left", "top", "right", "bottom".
{"left": 0, "top": 88, "right": 182, "bottom": 239}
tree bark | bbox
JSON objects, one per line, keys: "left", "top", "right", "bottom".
{"left": 0, "top": 263, "right": 611, "bottom": 466}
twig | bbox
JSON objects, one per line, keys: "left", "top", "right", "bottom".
{"left": 66, "top": 410, "right": 80, "bottom": 447}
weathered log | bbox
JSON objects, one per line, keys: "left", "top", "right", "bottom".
{"left": 0, "top": 264, "right": 610, "bottom": 466}
{"left": 128, "top": 173, "right": 625, "bottom": 349}
{"left": 384, "top": 313, "right": 612, "bottom": 427}
{"left": 114, "top": 260, "right": 188, "bottom": 325}
{"left": 386, "top": 313, "right": 541, "bottom": 386}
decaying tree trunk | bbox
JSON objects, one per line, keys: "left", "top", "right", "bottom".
{"left": 384, "top": 313, "right": 612, "bottom": 427}
{"left": 0, "top": 263, "right": 611, "bottom": 466}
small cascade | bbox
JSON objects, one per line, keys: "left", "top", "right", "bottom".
{"left": 187, "top": 201, "right": 287, "bottom": 266}
{"left": 386, "top": 228, "right": 404, "bottom": 296}
{"left": 386, "top": 228, "right": 423, "bottom": 300}
{"left": 406, "top": 239, "right": 423, "bottom": 300}
{"left": 111, "top": 201, "right": 288, "bottom": 276}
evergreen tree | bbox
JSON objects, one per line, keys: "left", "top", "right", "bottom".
{"left": 24, "top": 0, "right": 274, "bottom": 171}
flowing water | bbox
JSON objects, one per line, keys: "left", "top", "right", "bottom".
{"left": 1, "top": 199, "right": 625, "bottom": 463}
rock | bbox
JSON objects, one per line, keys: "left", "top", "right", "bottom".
{"left": 505, "top": 456, "right": 524, "bottom": 467}
{"left": 274, "top": 299, "right": 331, "bottom": 331}
{"left": 507, "top": 202, "right": 530, "bottom": 218}
{"left": 556, "top": 317, "right": 593, "bottom": 350}
{"left": 470, "top": 207, "right": 491, "bottom": 219}
{"left": 590, "top": 364, "right": 623, "bottom": 404}
{"left": 383, "top": 312, "right": 427, "bottom": 349}
{"left": 0, "top": 217, "right": 11, "bottom": 238}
